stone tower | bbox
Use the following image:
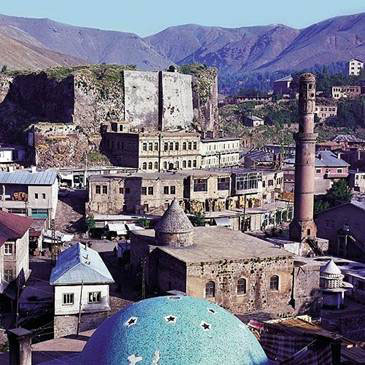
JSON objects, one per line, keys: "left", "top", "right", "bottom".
{"left": 155, "top": 199, "right": 194, "bottom": 248}
{"left": 289, "top": 73, "right": 318, "bottom": 242}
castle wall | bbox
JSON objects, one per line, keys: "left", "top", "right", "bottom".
{"left": 124, "top": 70, "right": 159, "bottom": 129}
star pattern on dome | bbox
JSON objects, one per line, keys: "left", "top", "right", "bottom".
{"left": 200, "top": 321, "right": 211, "bottom": 331}
{"left": 125, "top": 316, "right": 138, "bottom": 327}
{"left": 152, "top": 350, "right": 161, "bottom": 365}
{"left": 128, "top": 354, "right": 143, "bottom": 364}
{"left": 208, "top": 308, "right": 216, "bottom": 314}
{"left": 164, "top": 315, "right": 177, "bottom": 324}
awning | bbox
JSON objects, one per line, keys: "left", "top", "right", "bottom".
{"left": 214, "top": 217, "right": 231, "bottom": 227}
{"left": 107, "top": 223, "right": 127, "bottom": 235}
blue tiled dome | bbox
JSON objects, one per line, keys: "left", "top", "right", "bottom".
{"left": 81, "top": 296, "right": 269, "bottom": 365}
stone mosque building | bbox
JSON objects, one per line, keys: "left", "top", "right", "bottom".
{"left": 130, "top": 199, "right": 320, "bottom": 319}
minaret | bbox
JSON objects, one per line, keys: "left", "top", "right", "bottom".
{"left": 289, "top": 73, "right": 317, "bottom": 242}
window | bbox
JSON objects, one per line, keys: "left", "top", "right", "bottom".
{"left": 141, "top": 187, "right": 147, "bottom": 195}
{"left": 175, "top": 142, "right": 179, "bottom": 150}
{"left": 154, "top": 142, "right": 159, "bottom": 151}
{"left": 102, "top": 186, "right": 107, "bottom": 194}
{"left": 4, "top": 269, "right": 13, "bottom": 282}
{"left": 183, "top": 142, "right": 187, "bottom": 150}
{"left": 170, "top": 186, "right": 176, "bottom": 195}
{"left": 4, "top": 243, "right": 13, "bottom": 255}
{"left": 270, "top": 275, "right": 279, "bottom": 291}
{"left": 170, "top": 142, "right": 174, "bottom": 150}
{"left": 316, "top": 169, "right": 321, "bottom": 174}
{"left": 188, "top": 160, "right": 192, "bottom": 168}
{"left": 236, "top": 173, "right": 259, "bottom": 191}
{"left": 42, "top": 193, "right": 46, "bottom": 199}
{"left": 193, "top": 160, "right": 197, "bottom": 168}
{"left": 63, "top": 293, "right": 74, "bottom": 305}
{"left": 205, "top": 281, "right": 215, "bottom": 298}
{"left": 237, "top": 278, "right": 247, "bottom": 295}
{"left": 164, "top": 186, "right": 169, "bottom": 195}
{"left": 119, "top": 187, "right": 124, "bottom": 194}
{"left": 193, "top": 142, "right": 197, "bottom": 150}
{"left": 218, "top": 177, "right": 230, "bottom": 190}
{"left": 88, "top": 291, "right": 102, "bottom": 303}
{"left": 163, "top": 161, "right": 168, "bottom": 170}
{"left": 164, "top": 142, "right": 169, "bottom": 151}
{"left": 35, "top": 193, "right": 39, "bottom": 199}
{"left": 7, "top": 208, "right": 27, "bottom": 215}
{"left": 143, "top": 162, "right": 147, "bottom": 170}
{"left": 143, "top": 143, "right": 147, "bottom": 151}
{"left": 148, "top": 162, "right": 153, "bottom": 170}
{"left": 188, "top": 142, "right": 192, "bottom": 150}
{"left": 194, "top": 179, "right": 208, "bottom": 192}
{"left": 149, "top": 143, "right": 153, "bottom": 151}
{"left": 183, "top": 161, "right": 187, "bottom": 168}
{"left": 148, "top": 187, "right": 154, "bottom": 195}
{"left": 268, "top": 180, "right": 274, "bottom": 187}
{"left": 96, "top": 185, "right": 101, "bottom": 194}
{"left": 337, "top": 168, "right": 343, "bottom": 173}
{"left": 154, "top": 162, "right": 158, "bottom": 170}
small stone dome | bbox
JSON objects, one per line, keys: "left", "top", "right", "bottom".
{"left": 81, "top": 296, "right": 269, "bottom": 365}
{"left": 155, "top": 199, "right": 194, "bottom": 248}
{"left": 320, "top": 260, "right": 344, "bottom": 290}
{"left": 320, "top": 259, "right": 342, "bottom": 276}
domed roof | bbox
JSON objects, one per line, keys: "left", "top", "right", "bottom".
{"left": 155, "top": 199, "right": 194, "bottom": 234}
{"left": 320, "top": 259, "right": 342, "bottom": 275}
{"left": 81, "top": 296, "right": 268, "bottom": 365}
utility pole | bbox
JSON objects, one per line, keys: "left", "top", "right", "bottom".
{"left": 77, "top": 280, "right": 84, "bottom": 336}
{"left": 50, "top": 219, "right": 56, "bottom": 265}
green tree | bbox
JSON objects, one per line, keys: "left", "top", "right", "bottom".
{"left": 326, "top": 179, "right": 352, "bottom": 205}
{"left": 85, "top": 216, "right": 96, "bottom": 231}
{"left": 189, "top": 213, "right": 205, "bottom": 227}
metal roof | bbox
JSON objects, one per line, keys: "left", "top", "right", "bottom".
{"left": 316, "top": 151, "right": 350, "bottom": 167}
{"left": 50, "top": 243, "right": 114, "bottom": 285}
{"left": 274, "top": 75, "right": 293, "bottom": 83}
{"left": 0, "top": 169, "right": 58, "bottom": 186}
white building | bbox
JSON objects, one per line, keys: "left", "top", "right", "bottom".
{"left": 243, "top": 115, "right": 265, "bottom": 127}
{"left": 200, "top": 137, "right": 241, "bottom": 169}
{"left": 348, "top": 58, "right": 364, "bottom": 76}
{"left": 50, "top": 243, "right": 114, "bottom": 337}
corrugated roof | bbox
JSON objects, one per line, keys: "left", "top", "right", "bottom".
{"left": 316, "top": 151, "right": 350, "bottom": 167}
{"left": 50, "top": 243, "right": 114, "bottom": 285}
{"left": 274, "top": 75, "right": 293, "bottom": 83}
{"left": 0, "top": 169, "right": 58, "bottom": 186}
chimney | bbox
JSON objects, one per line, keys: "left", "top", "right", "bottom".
{"left": 7, "top": 328, "right": 32, "bottom": 365}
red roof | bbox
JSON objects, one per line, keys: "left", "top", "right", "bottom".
{"left": 0, "top": 210, "right": 33, "bottom": 246}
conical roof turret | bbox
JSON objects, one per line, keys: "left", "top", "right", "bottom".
{"left": 320, "top": 259, "right": 341, "bottom": 275}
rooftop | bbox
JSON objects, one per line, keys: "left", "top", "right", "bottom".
{"left": 0, "top": 169, "right": 58, "bottom": 185}
{"left": 320, "top": 259, "right": 342, "bottom": 275}
{"left": 50, "top": 243, "right": 114, "bottom": 285}
{"left": 0, "top": 210, "right": 33, "bottom": 246}
{"left": 132, "top": 226, "right": 292, "bottom": 264}
{"left": 274, "top": 75, "right": 293, "bottom": 83}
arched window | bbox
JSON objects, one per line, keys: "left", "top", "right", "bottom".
{"left": 148, "top": 162, "right": 153, "bottom": 170}
{"left": 142, "top": 162, "right": 147, "bottom": 170}
{"left": 237, "top": 278, "right": 247, "bottom": 295}
{"left": 270, "top": 275, "right": 279, "bottom": 291}
{"left": 183, "top": 142, "right": 187, "bottom": 150}
{"left": 205, "top": 281, "right": 215, "bottom": 298}
{"left": 154, "top": 162, "right": 158, "bottom": 170}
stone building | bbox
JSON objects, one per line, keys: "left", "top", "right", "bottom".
{"left": 104, "top": 130, "right": 201, "bottom": 171}
{"left": 200, "top": 137, "right": 241, "bottom": 169}
{"left": 348, "top": 58, "right": 364, "bottom": 76}
{"left": 273, "top": 75, "right": 293, "bottom": 95}
{"left": 86, "top": 172, "right": 185, "bottom": 215}
{"left": 243, "top": 115, "right": 265, "bottom": 127}
{"left": 130, "top": 200, "right": 320, "bottom": 318}
{"left": 50, "top": 243, "right": 114, "bottom": 338}
{"left": 332, "top": 85, "right": 362, "bottom": 100}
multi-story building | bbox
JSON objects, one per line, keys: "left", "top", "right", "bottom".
{"left": 0, "top": 210, "right": 32, "bottom": 291}
{"left": 243, "top": 115, "right": 265, "bottom": 127}
{"left": 200, "top": 137, "right": 240, "bottom": 169}
{"left": 332, "top": 86, "right": 362, "bottom": 100}
{"left": 348, "top": 58, "right": 364, "bottom": 76}
{"left": 0, "top": 169, "right": 59, "bottom": 227}
{"left": 349, "top": 170, "right": 365, "bottom": 192}
{"left": 104, "top": 130, "right": 201, "bottom": 172}
{"left": 315, "top": 98, "right": 337, "bottom": 121}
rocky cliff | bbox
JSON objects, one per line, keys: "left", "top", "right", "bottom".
{"left": 0, "top": 64, "right": 218, "bottom": 168}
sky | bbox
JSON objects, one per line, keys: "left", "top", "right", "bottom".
{"left": 0, "top": 0, "right": 364, "bottom": 37}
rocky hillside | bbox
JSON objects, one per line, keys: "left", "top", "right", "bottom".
{"left": 0, "top": 24, "right": 84, "bottom": 70}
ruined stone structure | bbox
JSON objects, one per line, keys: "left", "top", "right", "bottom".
{"left": 289, "top": 73, "right": 318, "bottom": 242}
{"left": 0, "top": 65, "right": 218, "bottom": 168}
{"left": 130, "top": 200, "right": 321, "bottom": 318}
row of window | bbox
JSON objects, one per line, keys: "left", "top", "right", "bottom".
{"left": 315, "top": 107, "right": 336, "bottom": 112}
{"left": 207, "top": 143, "right": 239, "bottom": 151}
{"left": 63, "top": 291, "right": 102, "bottom": 305}
{"left": 141, "top": 160, "right": 198, "bottom": 170}
{"left": 34, "top": 193, "right": 47, "bottom": 200}
{"left": 142, "top": 141, "right": 198, "bottom": 152}
{"left": 315, "top": 168, "right": 343, "bottom": 174}
{"left": 205, "top": 275, "right": 279, "bottom": 297}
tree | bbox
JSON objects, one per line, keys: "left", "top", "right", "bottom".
{"left": 189, "top": 212, "right": 205, "bottom": 227}
{"left": 85, "top": 216, "right": 96, "bottom": 231}
{"left": 326, "top": 179, "right": 352, "bottom": 205}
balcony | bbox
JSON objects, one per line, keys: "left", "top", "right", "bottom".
{"left": 324, "top": 172, "right": 349, "bottom": 179}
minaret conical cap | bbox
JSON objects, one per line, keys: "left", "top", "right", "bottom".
{"left": 320, "top": 259, "right": 341, "bottom": 275}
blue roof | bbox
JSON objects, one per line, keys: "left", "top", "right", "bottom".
{"left": 50, "top": 243, "right": 114, "bottom": 285}
{"left": 81, "top": 296, "right": 268, "bottom": 365}
{"left": 285, "top": 151, "right": 349, "bottom": 168}
{"left": 0, "top": 169, "right": 58, "bottom": 185}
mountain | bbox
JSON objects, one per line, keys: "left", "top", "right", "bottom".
{"left": 1, "top": 12, "right": 365, "bottom": 75}
{"left": 0, "top": 24, "right": 84, "bottom": 70}
{"left": 0, "top": 14, "right": 172, "bottom": 71}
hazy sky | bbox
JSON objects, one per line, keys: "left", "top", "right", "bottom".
{"left": 0, "top": 0, "right": 364, "bottom": 36}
